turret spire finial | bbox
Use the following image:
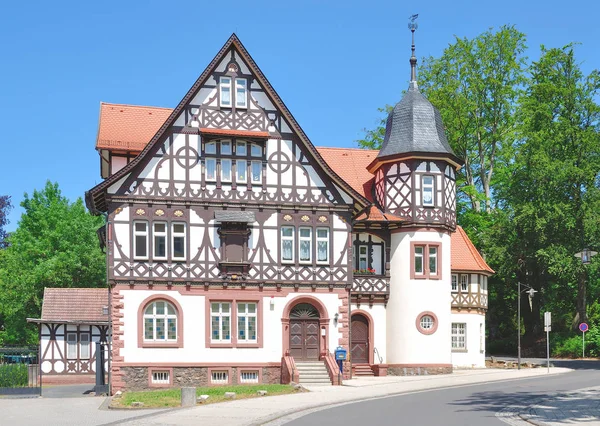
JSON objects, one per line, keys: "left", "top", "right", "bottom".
{"left": 408, "top": 14, "right": 418, "bottom": 87}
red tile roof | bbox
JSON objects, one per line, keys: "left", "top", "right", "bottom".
{"left": 354, "top": 205, "right": 405, "bottom": 223}
{"left": 451, "top": 226, "right": 494, "bottom": 274}
{"left": 316, "top": 147, "right": 377, "bottom": 201}
{"left": 40, "top": 288, "right": 109, "bottom": 323}
{"left": 96, "top": 102, "right": 172, "bottom": 151}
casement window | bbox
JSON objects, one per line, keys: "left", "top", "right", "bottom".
{"left": 235, "top": 78, "right": 247, "bottom": 108}
{"left": 205, "top": 158, "right": 217, "bottom": 181}
{"left": 358, "top": 246, "right": 369, "bottom": 270}
{"left": 172, "top": 223, "right": 186, "bottom": 261}
{"left": 281, "top": 226, "right": 294, "bottom": 262}
{"left": 134, "top": 221, "right": 149, "bottom": 260}
{"left": 237, "top": 303, "right": 257, "bottom": 343}
{"left": 451, "top": 323, "right": 467, "bottom": 350}
{"left": 422, "top": 175, "right": 435, "bottom": 206}
{"left": 316, "top": 228, "right": 329, "bottom": 264}
{"left": 451, "top": 274, "right": 458, "bottom": 292}
{"left": 236, "top": 160, "right": 247, "bottom": 183}
{"left": 205, "top": 142, "right": 217, "bottom": 155}
{"left": 152, "top": 370, "right": 170, "bottom": 385}
{"left": 461, "top": 274, "right": 468, "bottom": 292}
{"left": 240, "top": 371, "right": 259, "bottom": 384}
{"left": 144, "top": 300, "right": 178, "bottom": 342}
{"left": 211, "top": 370, "right": 229, "bottom": 384}
{"left": 153, "top": 222, "right": 167, "bottom": 260}
{"left": 221, "top": 159, "right": 232, "bottom": 182}
{"left": 220, "top": 77, "right": 232, "bottom": 107}
{"left": 221, "top": 140, "right": 232, "bottom": 155}
{"left": 66, "top": 333, "right": 77, "bottom": 359}
{"left": 411, "top": 242, "right": 441, "bottom": 279}
{"left": 80, "top": 333, "right": 90, "bottom": 359}
{"left": 236, "top": 141, "right": 247, "bottom": 156}
{"left": 211, "top": 302, "right": 231, "bottom": 342}
{"left": 299, "top": 227, "right": 312, "bottom": 263}
{"left": 250, "top": 143, "right": 262, "bottom": 157}
{"left": 251, "top": 160, "right": 262, "bottom": 183}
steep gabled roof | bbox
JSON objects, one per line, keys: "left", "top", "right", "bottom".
{"left": 32, "top": 288, "right": 109, "bottom": 324}
{"left": 451, "top": 226, "right": 494, "bottom": 274}
{"left": 316, "top": 147, "right": 377, "bottom": 201}
{"left": 86, "top": 34, "right": 369, "bottom": 214}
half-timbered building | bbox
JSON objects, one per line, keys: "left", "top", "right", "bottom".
{"left": 85, "top": 34, "right": 492, "bottom": 392}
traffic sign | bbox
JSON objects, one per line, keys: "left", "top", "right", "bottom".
{"left": 579, "top": 323, "right": 589, "bottom": 333}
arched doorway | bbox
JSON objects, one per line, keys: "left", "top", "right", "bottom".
{"left": 289, "top": 303, "right": 320, "bottom": 360}
{"left": 351, "top": 313, "right": 370, "bottom": 364}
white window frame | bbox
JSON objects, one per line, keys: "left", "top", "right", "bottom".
{"left": 211, "top": 370, "right": 229, "bottom": 384}
{"left": 153, "top": 222, "right": 167, "bottom": 260}
{"left": 251, "top": 160, "right": 262, "bottom": 184}
{"left": 422, "top": 175, "right": 435, "bottom": 207}
{"left": 152, "top": 370, "right": 170, "bottom": 384}
{"left": 205, "top": 141, "right": 217, "bottom": 155}
{"left": 205, "top": 158, "right": 217, "bottom": 182}
{"left": 80, "top": 333, "right": 90, "bottom": 359}
{"left": 236, "top": 159, "right": 247, "bottom": 183}
{"left": 281, "top": 226, "right": 294, "bottom": 263}
{"left": 171, "top": 222, "right": 186, "bottom": 261}
{"left": 219, "top": 77, "right": 232, "bottom": 107}
{"left": 414, "top": 246, "right": 424, "bottom": 275}
{"left": 461, "top": 274, "right": 468, "bottom": 292}
{"left": 235, "top": 78, "right": 247, "bottom": 108}
{"left": 221, "top": 159, "right": 232, "bottom": 182}
{"left": 236, "top": 141, "right": 247, "bottom": 156}
{"left": 316, "top": 228, "right": 329, "bottom": 265}
{"left": 358, "top": 245, "right": 368, "bottom": 270}
{"left": 66, "top": 332, "right": 77, "bottom": 359}
{"left": 220, "top": 140, "right": 232, "bottom": 155}
{"left": 210, "top": 302, "right": 231, "bottom": 343}
{"left": 237, "top": 302, "right": 257, "bottom": 343}
{"left": 420, "top": 315, "right": 434, "bottom": 330}
{"left": 451, "top": 274, "right": 458, "bottom": 292}
{"left": 133, "top": 221, "right": 149, "bottom": 260}
{"left": 250, "top": 143, "right": 262, "bottom": 157}
{"left": 299, "top": 227, "right": 312, "bottom": 264}
{"left": 143, "top": 300, "right": 178, "bottom": 342}
{"left": 451, "top": 323, "right": 467, "bottom": 350}
{"left": 240, "top": 370, "right": 259, "bottom": 384}
{"left": 429, "top": 246, "right": 438, "bottom": 275}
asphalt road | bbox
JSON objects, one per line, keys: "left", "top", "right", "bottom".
{"left": 286, "top": 362, "right": 600, "bottom": 426}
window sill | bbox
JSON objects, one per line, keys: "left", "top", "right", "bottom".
{"left": 141, "top": 341, "right": 182, "bottom": 348}
{"left": 209, "top": 342, "right": 234, "bottom": 348}
{"left": 236, "top": 342, "right": 260, "bottom": 348}
{"left": 451, "top": 349, "right": 468, "bottom": 353}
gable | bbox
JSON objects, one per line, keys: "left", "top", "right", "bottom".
{"left": 86, "top": 34, "right": 368, "bottom": 214}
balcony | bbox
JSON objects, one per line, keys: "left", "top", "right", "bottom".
{"left": 352, "top": 274, "right": 390, "bottom": 296}
{"left": 451, "top": 291, "right": 488, "bottom": 310}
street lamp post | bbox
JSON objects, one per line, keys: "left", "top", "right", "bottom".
{"left": 518, "top": 282, "right": 537, "bottom": 370}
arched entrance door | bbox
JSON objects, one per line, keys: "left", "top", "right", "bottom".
{"left": 351, "top": 314, "right": 369, "bottom": 364}
{"left": 289, "top": 303, "right": 320, "bottom": 360}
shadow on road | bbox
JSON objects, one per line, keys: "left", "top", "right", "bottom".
{"left": 42, "top": 384, "right": 96, "bottom": 398}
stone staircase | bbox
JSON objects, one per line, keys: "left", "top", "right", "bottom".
{"left": 353, "top": 364, "right": 375, "bottom": 376}
{"left": 296, "top": 361, "right": 332, "bottom": 386}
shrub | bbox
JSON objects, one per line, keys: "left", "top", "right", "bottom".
{"left": 0, "top": 364, "right": 29, "bottom": 387}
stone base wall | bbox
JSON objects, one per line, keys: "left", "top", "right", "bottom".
{"left": 119, "top": 366, "right": 282, "bottom": 391}
{"left": 387, "top": 365, "right": 452, "bottom": 376}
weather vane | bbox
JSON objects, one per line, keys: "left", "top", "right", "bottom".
{"left": 408, "top": 14, "right": 419, "bottom": 83}
{"left": 408, "top": 14, "right": 418, "bottom": 31}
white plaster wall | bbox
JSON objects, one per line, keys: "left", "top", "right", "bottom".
{"left": 386, "top": 231, "right": 452, "bottom": 365}
{"left": 450, "top": 313, "right": 486, "bottom": 368}
{"left": 351, "top": 304, "right": 387, "bottom": 364}
{"left": 111, "top": 157, "right": 128, "bottom": 175}
{"left": 120, "top": 290, "right": 343, "bottom": 363}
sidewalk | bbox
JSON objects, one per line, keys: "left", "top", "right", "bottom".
{"left": 115, "top": 367, "right": 575, "bottom": 426}
{"left": 519, "top": 387, "right": 600, "bottom": 426}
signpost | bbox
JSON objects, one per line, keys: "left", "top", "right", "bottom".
{"left": 544, "top": 312, "right": 551, "bottom": 373}
{"left": 579, "top": 322, "right": 589, "bottom": 358}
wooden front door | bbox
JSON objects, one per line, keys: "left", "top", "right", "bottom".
{"left": 289, "top": 303, "right": 320, "bottom": 360}
{"left": 351, "top": 314, "right": 369, "bottom": 363}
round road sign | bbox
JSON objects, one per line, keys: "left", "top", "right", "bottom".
{"left": 579, "top": 323, "right": 589, "bottom": 332}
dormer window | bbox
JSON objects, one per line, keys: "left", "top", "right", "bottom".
{"left": 219, "top": 77, "right": 232, "bottom": 107}
{"left": 235, "top": 78, "right": 247, "bottom": 108}
{"left": 422, "top": 175, "right": 434, "bottom": 206}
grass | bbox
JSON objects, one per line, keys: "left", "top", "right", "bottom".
{"left": 113, "top": 384, "right": 302, "bottom": 408}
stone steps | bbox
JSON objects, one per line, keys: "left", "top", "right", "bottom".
{"left": 354, "top": 364, "right": 375, "bottom": 376}
{"left": 296, "top": 361, "right": 331, "bottom": 385}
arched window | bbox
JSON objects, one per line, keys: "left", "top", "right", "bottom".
{"left": 143, "top": 300, "right": 178, "bottom": 342}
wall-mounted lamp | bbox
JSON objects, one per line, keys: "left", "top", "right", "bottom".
{"left": 334, "top": 312, "right": 339, "bottom": 325}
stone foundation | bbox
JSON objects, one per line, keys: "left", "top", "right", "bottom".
{"left": 387, "top": 365, "right": 452, "bottom": 376}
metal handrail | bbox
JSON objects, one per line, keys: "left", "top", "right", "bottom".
{"left": 373, "top": 347, "right": 383, "bottom": 364}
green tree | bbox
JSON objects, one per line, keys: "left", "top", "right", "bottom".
{"left": 0, "top": 181, "right": 106, "bottom": 344}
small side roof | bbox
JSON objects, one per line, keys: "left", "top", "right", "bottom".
{"left": 29, "top": 288, "right": 109, "bottom": 324}
{"left": 451, "top": 226, "right": 494, "bottom": 274}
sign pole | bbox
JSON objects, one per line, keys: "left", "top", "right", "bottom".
{"left": 544, "top": 312, "right": 551, "bottom": 373}
{"left": 583, "top": 330, "right": 585, "bottom": 359}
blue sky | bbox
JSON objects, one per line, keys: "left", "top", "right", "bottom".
{"left": 1, "top": 0, "right": 598, "bottom": 232}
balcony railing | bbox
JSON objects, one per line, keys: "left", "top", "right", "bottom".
{"left": 451, "top": 291, "right": 488, "bottom": 309}
{"left": 352, "top": 275, "right": 389, "bottom": 295}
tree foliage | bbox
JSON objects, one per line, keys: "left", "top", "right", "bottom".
{"left": 0, "top": 181, "right": 106, "bottom": 344}
{"left": 0, "top": 195, "right": 12, "bottom": 249}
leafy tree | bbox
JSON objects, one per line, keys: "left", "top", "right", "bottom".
{"left": 356, "top": 105, "right": 393, "bottom": 150}
{"left": 0, "top": 181, "right": 106, "bottom": 344}
{"left": 0, "top": 195, "right": 11, "bottom": 249}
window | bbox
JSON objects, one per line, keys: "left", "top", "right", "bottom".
{"left": 211, "top": 302, "right": 231, "bottom": 342}
{"left": 144, "top": 300, "right": 177, "bottom": 342}
{"left": 205, "top": 142, "right": 217, "bottom": 155}
{"left": 451, "top": 274, "right": 458, "bottom": 292}
{"left": 236, "top": 141, "right": 247, "bottom": 156}
{"left": 416, "top": 311, "right": 439, "bottom": 335}
{"left": 461, "top": 275, "right": 468, "bottom": 292}
{"left": 153, "top": 222, "right": 167, "bottom": 260}
{"left": 152, "top": 370, "right": 170, "bottom": 385}
{"left": 429, "top": 246, "right": 438, "bottom": 274}
{"left": 250, "top": 143, "right": 262, "bottom": 157}
{"left": 422, "top": 175, "right": 434, "bottom": 206}
{"left": 451, "top": 323, "right": 466, "bottom": 350}
{"left": 420, "top": 315, "right": 434, "bottom": 330}
{"left": 316, "top": 228, "right": 329, "bottom": 264}
{"left": 299, "top": 227, "right": 312, "bottom": 263}
{"left": 220, "top": 77, "right": 232, "bottom": 107}
{"left": 358, "top": 246, "right": 368, "bottom": 270}
{"left": 251, "top": 161, "right": 262, "bottom": 183}
{"left": 80, "top": 333, "right": 90, "bottom": 359}
{"left": 237, "top": 303, "right": 257, "bottom": 343}
{"left": 66, "top": 333, "right": 77, "bottom": 359}
{"left": 221, "top": 140, "right": 232, "bottom": 155}
{"left": 134, "top": 221, "right": 148, "bottom": 260}
{"left": 414, "top": 246, "right": 424, "bottom": 275}
{"left": 211, "top": 370, "right": 229, "bottom": 384}
{"left": 236, "top": 160, "right": 247, "bottom": 183}
{"left": 235, "top": 78, "right": 247, "bottom": 108}
{"left": 482, "top": 276, "right": 487, "bottom": 291}
{"left": 205, "top": 158, "right": 216, "bottom": 181}
{"left": 281, "top": 226, "right": 294, "bottom": 262}
{"left": 240, "top": 371, "right": 259, "bottom": 384}
{"left": 172, "top": 223, "right": 186, "bottom": 261}
{"left": 221, "top": 159, "right": 232, "bottom": 182}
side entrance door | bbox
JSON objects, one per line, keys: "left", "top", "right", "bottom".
{"left": 351, "top": 314, "right": 369, "bottom": 363}
{"left": 289, "top": 319, "right": 320, "bottom": 360}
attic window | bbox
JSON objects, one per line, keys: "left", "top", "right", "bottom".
{"left": 220, "top": 77, "right": 232, "bottom": 107}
